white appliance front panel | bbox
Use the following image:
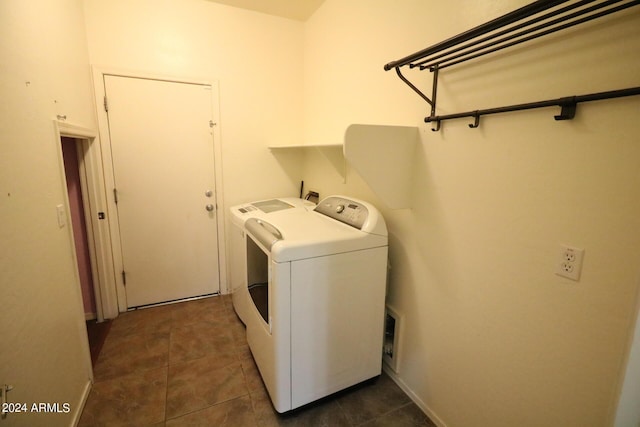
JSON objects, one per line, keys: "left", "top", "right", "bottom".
{"left": 245, "top": 259, "right": 292, "bottom": 413}
{"left": 289, "top": 246, "right": 388, "bottom": 409}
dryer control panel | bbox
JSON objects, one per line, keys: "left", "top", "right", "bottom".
{"left": 314, "top": 196, "right": 369, "bottom": 230}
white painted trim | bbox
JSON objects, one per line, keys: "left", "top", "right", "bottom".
{"left": 55, "top": 120, "right": 119, "bottom": 321}
{"left": 75, "top": 141, "right": 105, "bottom": 322}
{"left": 70, "top": 379, "right": 92, "bottom": 427}
{"left": 383, "top": 364, "right": 448, "bottom": 427}
{"left": 613, "top": 272, "right": 640, "bottom": 426}
{"left": 90, "top": 68, "right": 127, "bottom": 312}
{"left": 53, "top": 121, "right": 98, "bottom": 412}
{"left": 57, "top": 122, "right": 97, "bottom": 139}
{"left": 91, "top": 65, "right": 216, "bottom": 88}
{"left": 209, "top": 80, "right": 229, "bottom": 294}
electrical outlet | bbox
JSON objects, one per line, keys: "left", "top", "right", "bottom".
{"left": 556, "top": 245, "right": 584, "bottom": 281}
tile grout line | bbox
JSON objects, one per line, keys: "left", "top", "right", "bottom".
{"left": 354, "top": 401, "right": 429, "bottom": 427}
{"left": 334, "top": 394, "right": 357, "bottom": 426}
{"left": 164, "top": 297, "right": 252, "bottom": 424}
{"left": 164, "top": 395, "right": 252, "bottom": 423}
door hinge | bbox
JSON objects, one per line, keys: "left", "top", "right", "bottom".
{"left": 103, "top": 96, "right": 109, "bottom": 112}
{"left": 113, "top": 188, "right": 119, "bottom": 204}
{"left": 121, "top": 270, "right": 127, "bottom": 286}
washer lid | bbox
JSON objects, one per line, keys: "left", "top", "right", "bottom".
{"left": 252, "top": 199, "right": 294, "bottom": 213}
{"left": 229, "top": 198, "right": 314, "bottom": 228}
{"left": 263, "top": 208, "right": 387, "bottom": 262}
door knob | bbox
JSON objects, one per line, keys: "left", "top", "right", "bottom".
{"left": 205, "top": 204, "right": 215, "bottom": 212}
{"left": 205, "top": 190, "right": 213, "bottom": 197}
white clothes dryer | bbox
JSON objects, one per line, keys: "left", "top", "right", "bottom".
{"left": 240, "top": 195, "right": 388, "bottom": 412}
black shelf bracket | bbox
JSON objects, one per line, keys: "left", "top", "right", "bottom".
{"left": 384, "top": 0, "right": 640, "bottom": 130}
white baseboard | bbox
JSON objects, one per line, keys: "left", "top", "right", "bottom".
{"left": 383, "top": 364, "right": 448, "bottom": 427}
{"left": 70, "top": 379, "right": 92, "bottom": 427}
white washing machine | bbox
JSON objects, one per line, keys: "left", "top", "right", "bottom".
{"left": 237, "top": 195, "right": 388, "bottom": 412}
{"left": 229, "top": 197, "right": 315, "bottom": 324}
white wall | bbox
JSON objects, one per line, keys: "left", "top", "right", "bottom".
{"left": 4, "top": 1, "right": 637, "bottom": 426}
{"left": 302, "top": 1, "right": 640, "bottom": 426}
{"left": 83, "top": 0, "right": 307, "bottom": 299}
{"left": 82, "top": 0, "right": 306, "bottom": 209}
{"left": 616, "top": 288, "right": 640, "bottom": 427}
{"left": 0, "top": 0, "right": 96, "bottom": 425}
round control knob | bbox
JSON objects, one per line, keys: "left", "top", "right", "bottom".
{"left": 335, "top": 204, "right": 345, "bottom": 213}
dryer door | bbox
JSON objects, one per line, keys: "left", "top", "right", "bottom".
{"left": 246, "top": 233, "right": 270, "bottom": 325}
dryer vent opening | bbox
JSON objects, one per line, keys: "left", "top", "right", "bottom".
{"left": 383, "top": 305, "right": 402, "bottom": 373}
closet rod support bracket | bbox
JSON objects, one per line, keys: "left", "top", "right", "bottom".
{"left": 394, "top": 67, "right": 434, "bottom": 107}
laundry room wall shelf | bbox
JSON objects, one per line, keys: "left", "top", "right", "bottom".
{"left": 384, "top": 0, "right": 640, "bottom": 130}
{"left": 344, "top": 124, "right": 418, "bottom": 209}
{"left": 268, "top": 143, "right": 343, "bottom": 149}
{"left": 268, "top": 143, "right": 345, "bottom": 180}
{"left": 268, "top": 124, "right": 419, "bottom": 209}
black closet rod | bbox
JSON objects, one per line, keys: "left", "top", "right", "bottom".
{"left": 417, "top": 0, "right": 637, "bottom": 71}
{"left": 424, "top": 86, "right": 640, "bottom": 127}
{"left": 411, "top": 0, "right": 596, "bottom": 70}
{"left": 384, "top": 0, "right": 568, "bottom": 71}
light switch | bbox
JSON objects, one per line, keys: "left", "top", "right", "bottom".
{"left": 56, "top": 204, "right": 66, "bottom": 228}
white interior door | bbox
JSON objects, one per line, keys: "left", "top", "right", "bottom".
{"left": 104, "top": 75, "right": 220, "bottom": 308}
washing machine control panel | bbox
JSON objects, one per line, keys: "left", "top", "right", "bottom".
{"left": 314, "top": 197, "right": 368, "bottom": 230}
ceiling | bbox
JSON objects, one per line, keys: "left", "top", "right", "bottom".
{"left": 205, "top": 0, "right": 325, "bottom": 21}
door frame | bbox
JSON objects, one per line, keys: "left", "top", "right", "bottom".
{"left": 54, "top": 120, "right": 118, "bottom": 322}
{"left": 91, "top": 67, "right": 227, "bottom": 312}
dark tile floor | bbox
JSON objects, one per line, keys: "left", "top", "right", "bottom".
{"left": 86, "top": 318, "right": 112, "bottom": 366}
{"left": 79, "top": 295, "right": 435, "bottom": 426}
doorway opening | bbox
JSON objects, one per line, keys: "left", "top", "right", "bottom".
{"left": 55, "top": 119, "right": 121, "bottom": 370}
{"left": 60, "top": 136, "right": 111, "bottom": 365}
{"left": 61, "top": 137, "right": 96, "bottom": 320}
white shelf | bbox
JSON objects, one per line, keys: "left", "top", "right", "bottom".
{"left": 268, "top": 124, "right": 419, "bottom": 209}
{"left": 344, "top": 124, "right": 418, "bottom": 209}
{"left": 269, "top": 142, "right": 346, "bottom": 179}
{"left": 268, "top": 143, "right": 343, "bottom": 150}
